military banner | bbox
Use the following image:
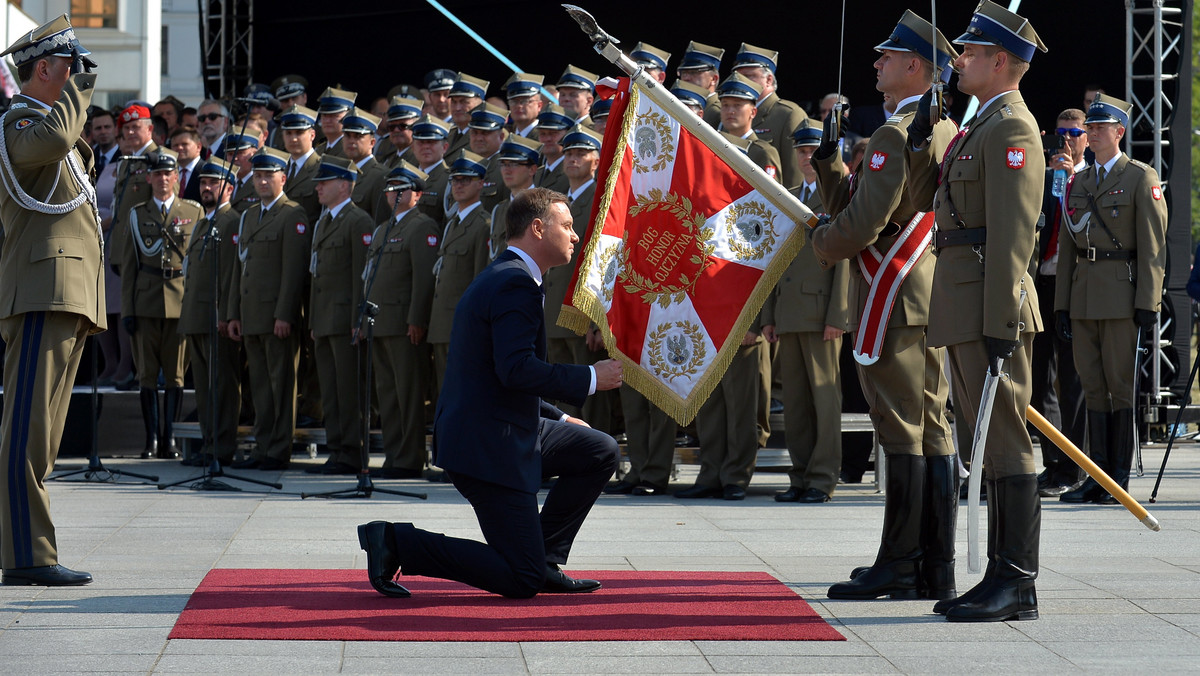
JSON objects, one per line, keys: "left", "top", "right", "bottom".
{"left": 559, "top": 76, "right": 811, "bottom": 425}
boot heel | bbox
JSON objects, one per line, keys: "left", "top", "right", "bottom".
{"left": 357, "top": 524, "right": 369, "bottom": 551}
{"left": 1013, "top": 608, "right": 1039, "bottom": 621}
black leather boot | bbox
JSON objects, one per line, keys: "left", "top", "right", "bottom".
{"left": 1060, "top": 410, "right": 1110, "bottom": 503}
{"left": 920, "top": 454, "right": 958, "bottom": 600}
{"left": 945, "top": 474, "right": 1040, "bottom": 622}
{"left": 1096, "top": 408, "right": 1134, "bottom": 505}
{"left": 159, "top": 386, "right": 182, "bottom": 459}
{"left": 828, "top": 454, "right": 924, "bottom": 600}
{"left": 139, "top": 387, "right": 159, "bottom": 459}
{"left": 933, "top": 475, "right": 997, "bottom": 615}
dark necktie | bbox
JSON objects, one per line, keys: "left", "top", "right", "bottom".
{"left": 1097, "top": 166, "right": 1107, "bottom": 187}
{"left": 94, "top": 148, "right": 108, "bottom": 176}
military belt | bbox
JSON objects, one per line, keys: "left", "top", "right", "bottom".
{"left": 933, "top": 228, "right": 986, "bottom": 249}
{"left": 139, "top": 262, "right": 184, "bottom": 279}
{"left": 1080, "top": 247, "right": 1136, "bottom": 262}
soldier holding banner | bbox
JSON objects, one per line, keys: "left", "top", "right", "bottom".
{"left": 811, "top": 11, "right": 959, "bottom": 601}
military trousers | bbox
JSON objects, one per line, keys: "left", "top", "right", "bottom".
{"left": 695, "top": 340, "right": 762, "bottom": 489}
{"left": 314, "top": 333, "right": 364, "bottom": 468}
{"left": 186, "top": 332, "right": 242, "bottom": 461}
{"left": 132, "top": 316, "right": 186, "bottom": 388}
{"left": 1072, "top": 317, "right": 1138, "bottom": 411}
{"left": 373, "top": 334, "right": 432, "bottom": 471}
{"left": 618, "top": 383, "right": 676, "bottom": 487}
{"left": 0, "top": 311, "right": 88, "bottom": 568}
{"left": 856, "top": 325, "right": 954, "bottom": 458}
{"left": 945, "top": 335, "right": 1037, "bottom": 478}
{"left": 778, "top": 330, "right": 843, "bottom": 496}
{"left": 242, "top": 332, "right": 299, "bottom": 461}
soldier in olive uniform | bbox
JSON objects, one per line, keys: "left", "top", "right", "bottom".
{"left": 341, "top": 109, "right": 388, "bottom": 222}
{"left": 0, "top": 15, "right": 102, "bottom": 587}
{"left": 110, "top": 103, "right": 158, "bottom": 275}
{"left": 717, "top": 74, "right": 782, "bottom": 181}
{"left": 489, "top": 135, "right": 541, "bottom": 259}
{"left": 409, "top": 115, "right": 452, "bottom": 224}
{"left": 227, "top": 147, "right": 312, "bottom": 471}
{"left": 445, "top": 74, "right": 488, "bottom": 159}
{"left": 504, "top": 73, "right": 544, "bottom": 139}
{"left": 468, "top": 103, "right": 512, "bottom": 214}
{"left": 314, "top": 87, "right": 356, "bottom": 157}
{"left": 427, "top": 151, "right": 492, "bottom": 403}
{"left": 672, "top": 79, "right": 711, "bottom": 117}
{"left": 630, "top": 44, "right": 671, "bottom": 84}
{"left": 305, "top": 156, "right": 375, "bottom": 475}
{"left": 279, "top": 105, "right": 321, "bottom": 224}
{"left": 120, "top": 149, "right": 203, "bottom": 459}
{"left": 179, "top": 158, "right": 242, "bottom": 466}
{"left": 763, "top": 121, "right": 849, "bottom": 504}
{"left": 224, "top": 133, "right": 263, "bottom": 213}
{"left": 677, "top": 41, "right": 723, "bottom": 127}
{"left": 380, "top": 97, "right": 423, "bottom": 169}
{"left": 534, "top": 105, "right": 574, "bottom": 194}
{"left": 555, "top": 66, "right": 598, "bottom": 125}
{"left": 364, "top": 164, "right": 441, "bottom": 479}
{"left": 904, "top": 1, "right": 1047, "bottom": 623}
{"left": 1056, "top": 95, "right": 1167, "bottom": 505}
{"left": 729, "top": 43, "right": 809, "bottom": 189}
{"left": 270, "top": 75, "right": 309, "bottom": 151}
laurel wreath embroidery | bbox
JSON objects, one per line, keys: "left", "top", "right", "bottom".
{"left": 597, "top": 240, "right": 620, "bottom": 304}
{"left": 619, "top": 189, "right": 716, "bottom": 309}
{"left": 631, "top": 111, "right": 675, "bottom": 173}
{"left": 724, "top": 200, "right": 777, "bottom": 261}
{"left": 647, "top": 320, "right": 707, "bottom": 381}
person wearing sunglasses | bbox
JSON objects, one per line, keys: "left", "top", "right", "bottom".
{"left": 195, "top": 100, "right": 229, "bottom": 159}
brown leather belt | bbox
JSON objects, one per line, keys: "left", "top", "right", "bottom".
{"left": 140, "top": 262, "right": 184, "bottom": 279}
{"left": 1079, "top": 248, "right": 1136, "bottom": 262}
{"left": 933, "top": 228, "right": 986, "bottom": 249}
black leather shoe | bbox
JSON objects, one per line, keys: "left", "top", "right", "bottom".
{"left": 2, "top": 564, "right": 92, "bottom": 586}
{"left": 541, "top": 565, "right": 601, "bottom": 593}
{"left": 722, "top": 484, "right": 746, "bottom": 501}
{"left": 798, "top": 488, "right": 832, "bottom": 503}
{"left": 675, "top": 484, "right": 722, "bottom": 499}
{"left": 259, "top": 457, "right": 291, "bottom": 471}
{"left": 369, "top": 467, "right": 424, "bottom": 479}
{"left": 775, "top": 486, "right": 803, "bottom": 502}
{"left": 306, "top": 460, "right": 358, "bottom": 475}
{"left": 356, "top": 521, "right": 410, "bottom": 598}
{"left": 231, "top": 458, "right": 261, "bottom": 470}
{"left": 603, "top": 480, "right": 636, "bottom": 494}
{"left": 632, "top": 481, "right": 668, "bottom": 496}
{"left": 1059, "top": 477, "right": 1104, "bottom": 503}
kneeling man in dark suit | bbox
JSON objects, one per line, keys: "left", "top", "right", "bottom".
{"left": 358, "top": 187, "right": 623, "bottom": 599}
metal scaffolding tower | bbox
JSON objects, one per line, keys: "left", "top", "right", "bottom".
{"left": 200, "top": 0, "right": 253, "bottom": 100}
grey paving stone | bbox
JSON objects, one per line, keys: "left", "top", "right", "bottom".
{"left": 705, "top": 654, "right": 898, "bottom": 673}
{"left": 519, "top": 641, "right": 702, "bottom": 657}
{"left": 521, "top": 654, "right": 715, "bottom": 674}
{"left": 340, "top": 656, "right": 530, "bottom": 674}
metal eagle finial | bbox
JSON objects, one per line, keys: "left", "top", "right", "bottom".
{"left": 561, "top": 4, "right": 620, "bottom": 46}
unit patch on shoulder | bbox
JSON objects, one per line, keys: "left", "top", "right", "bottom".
{"left": 296, "top": 223, "right": 306, "bottom": 234}
{"left": 14, "top": 118, "right": 33, "bottom": 130}
{"left": 764, "top": 166, "right": 777, "bottom": 179}
{"left": 1151, "top": 185, "right": 1163, "bottom": 200}
{"left": 426, "top": 235, "right": 438, "bottom": 247}
{"left": 362, "top": 234, "right": 373, "bottom": 246}
{"left": 869, "top": 151, "right": 888, "bottom": 171}
{"left": 1006, "top": 147, "right": 1026, "bottom": 169}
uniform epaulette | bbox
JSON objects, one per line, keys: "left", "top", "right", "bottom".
{"left": 885, "top": 113, "right": 905, "bottom": 126}
{"left": 180, "top": 198, "right": 203, "bottom": 210}
{"left": 1127, "top": 158, "right": 1153, "bottom": 174}
{"left": 999, "top": 104, "right": 1015, "bottom": 117}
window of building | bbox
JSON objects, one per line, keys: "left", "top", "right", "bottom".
{"left": 71, "top": 0, "right": 119, "bottom": 29}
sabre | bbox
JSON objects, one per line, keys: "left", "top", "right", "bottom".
{"left": 561, "top": 4, "right": 818, "bottom": 229}
{"left": 1027, "top": 405, "right": 1160, "bottom": 531}
{"left": 825, "top": 0, "right": 847, "bottom": 147}
{"left": 929, "top": 0, "right": 945, "bottom": 121}
{"left": 965, "top": 355, "right": 1001, "bottom": 574}
{"left": 1132, "top": 326, "right": 1144, "bottom": 476}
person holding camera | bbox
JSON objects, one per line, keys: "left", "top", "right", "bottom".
{"left": 1030, "top": 110, "right": 1088, "bottom": 496}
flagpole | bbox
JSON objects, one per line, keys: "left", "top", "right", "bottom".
{"left": 562, "top": 4, "right": 818, "bottom": 230}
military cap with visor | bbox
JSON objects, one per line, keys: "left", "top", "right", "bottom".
{"left": 954, "top": 0, "right": 1047, "bottom": 63}
{"left": 1085, "top": 93, "right": 1132, "bottom": 128}
{"left": 876, "top": 10, "right": 960, "bottom": 83}
{"left": 449, "top": 73, "right": 489, "bottom": 99}
{"left": 278, "top": 105, "right": 317, "bottom": 130}
{"left": 314, "top": 155, "right": 359, "bottom": 182}
{"left": 497, "top": 135, "right": 542, "bottom": 165}
{"left": 411, "top": 114, "right": 451, "bottom": 140}
{"left": 1, "top": 14, "right": 91, "bottom": 67}
{"left": 316, "top": 87, "right": 357, "bottom": 114}
{"left": 387, "top": 161, "right": 429, "bottom": 192}
{"left": 448, "top": 150, "right": 488, "bottom": 178}
{"left": 677, "top": 41, "right": 723, "bottom": 72}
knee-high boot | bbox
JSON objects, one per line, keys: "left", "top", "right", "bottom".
{"left": 933, "top": 471, "right": 998, "bottom": 614}
{"left": 159, "top": 386, "right": 182, "bottom": 459}
{"left": 828, "top": 454, "right": 924, "bottom": 600}
{"left": 1096, "top": 408, "right": 1135, "bottom": 505}
{"left": 139, "top": 387, "right": 159, "bottom": 459}
{"left": 920, "top": 454, "right": 959, "bottom": 600}
{"left": 945, "top": 474, "right": 1040, "bottom": 622}
{"left": 1060, "top": 409, "right": 1110, "bottom": 503}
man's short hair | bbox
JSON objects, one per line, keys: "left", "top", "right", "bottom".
{"left": 505, "top": 187, "right": 569, "bottom": 241}
{"left": 1058, "top": 108, "right": 1086, "bottom": 124}
{"left": 198, "top": 99, "right": 230, "bottom": 118}
{"left": 169, "top": 125, "right": 202, "bottom": 145}
{"left": 150, "top": 115, "right": 169, "bottom": 140}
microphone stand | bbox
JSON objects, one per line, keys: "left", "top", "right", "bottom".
{"left": 303, "top": 194, "right": 426, "bottom": 500}
{"left": 158, "top": 210, "right": 281, "bottom": 492}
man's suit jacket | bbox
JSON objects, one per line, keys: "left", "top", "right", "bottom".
{"left": 433, "top": 249, "right": 592, "bottom": 493}
{"left": 0, "top": 75, "right": 105, "bottom": 330}
{"left": 180, "top": 158, "right": 203, "bottom": 202}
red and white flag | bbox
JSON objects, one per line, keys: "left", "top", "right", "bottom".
{"left": 560, "top": 77, "right": 813, "bottom": 424}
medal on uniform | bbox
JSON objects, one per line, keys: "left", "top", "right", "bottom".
{"left": 1112, "top": 208, "right": 1120, "bottom": 218}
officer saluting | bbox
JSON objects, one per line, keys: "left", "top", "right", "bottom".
{"left": 120, "top": 149, "right": 204, "bottom": 459}
{"left": 0, "top": 15, "right": 102, "bottom": 586}
{"left": 1055, "top": 95, "right": 1167, "bottom": 505}
{"left": 905, "top": 0, "right": 1048, "bottom": 623}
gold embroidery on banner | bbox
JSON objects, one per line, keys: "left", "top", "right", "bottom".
{"left": 724, "top": 200, "right": 777, "bottom": 261}
{"left": 596, "top": 239, "right": 621, "bottom": 304}
{"left": 631, "top": 110, "right": 674, "bottom": 173}
{"left": 647, "top": 320, "right": 707, "bottom": 382}
{"left": 620, "top": 189, "right": 716, "bottom": 309}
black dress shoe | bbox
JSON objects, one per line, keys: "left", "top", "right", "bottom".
{"left": 356, "top": 521, "right": 410, "bottom": 598}
{"left": 305, "top": 460, "right": 358, "bottom": 475}
{"left": 541, "top": 565, "right": 600, "bottom": 593}
{"left": 775, "top": 486, "right": 803, "bottom": 502}
{"left": 2, "top": 564, "right": 92, "bottom": 586}
{"left": 839, "top": 470, "right": 863, "bottom": 484}
{"left": 603, "top": 480, "right": 636, "bottom": 494}
{"left": 722, "top": 484, "right": 746, "bottom": 501}
{"left": 231, "top": 458, "right": 261, "bottom": 470}
{"left": 798, "top": 487, "right": 832, "bottom": 503}
{"left": 369, "top": 467, "right": 424, "bottom": 479}
{"left": 632, "top": 481, "right": 669, "bottom": 496}
{"left": 259, "top": 457, "right": 291, "bottom": 471}
{"left": 675, "top": 484, "right": 722, "bottom": 499}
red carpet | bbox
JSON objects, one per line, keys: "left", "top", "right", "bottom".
{"left": 169, "top": 569, "right": 844, "bottom": 642}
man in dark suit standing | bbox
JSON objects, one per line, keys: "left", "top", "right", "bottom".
{"left": 358, "top": 188, "right": 623, "bottom": 599}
